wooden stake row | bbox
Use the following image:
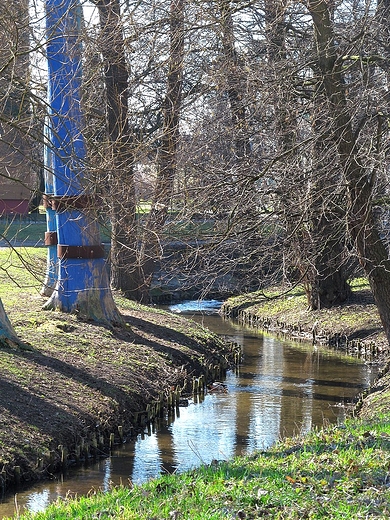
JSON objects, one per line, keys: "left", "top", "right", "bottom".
{"left": 1, "top": 342, "right": 242, "bottom": 494}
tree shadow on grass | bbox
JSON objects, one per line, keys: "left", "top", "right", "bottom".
{"left": 347, "top": 327, "right": 383, "bottom": 340}
{"left": 1, "top": 342, "right": 140, "bottom": 416}
{"left": 1, "top": 313, "right": 218, "bottom": 433}
{"left": 0, "top": 378, "right": 86, "bottom": 438}
{"left": 121, "top": 314, "right": 226, "bottom": 363}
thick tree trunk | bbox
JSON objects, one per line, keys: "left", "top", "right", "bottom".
{"left": 308, "top": 0, "right": 390, "bottom": 342}
{"left": 265, "top": 0, "right": 351, "bottom": 309}
{"left": 43, "top": 0, "right": 122, "bottom": 326}
{"left": 304, "top": 214, "right": 352, "bottom": 309}
{"left": 303, "top": 112, "right": 352, "bottom": 309}
{"left": 135, "top": 0, "right": 185, "bottom": 302}
{"left": 96, "top": 0, "right": 139, "bottom": 298}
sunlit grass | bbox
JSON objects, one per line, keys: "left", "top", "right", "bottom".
{"left": 13, "top": 415, "right": 390, "bottom": 519}
{"left": 222, "top": 277, "right": 384, "bottom": 347}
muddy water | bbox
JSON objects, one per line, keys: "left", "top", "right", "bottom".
{"left": 0, "top": 302, "right": 378, "bottom": 517}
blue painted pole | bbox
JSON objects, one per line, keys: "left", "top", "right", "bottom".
{"left": 43, "top": 0, "right": 121, "bottom": 324}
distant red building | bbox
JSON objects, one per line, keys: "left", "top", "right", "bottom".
{"left": 0, "top": 199, "right": 30, "bottom": 215}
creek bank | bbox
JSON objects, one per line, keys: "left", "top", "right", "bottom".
{"left": 0, "top": 292, "right": 240, "bottom": 496}
{"left": 6, "top": 278, "right": 390, "bottom": 519}
{"left": 221, "top": 282, "right": 389, "bottom": 359}
{"left": 221, "top": 281, "right": 390, "bottom": 427}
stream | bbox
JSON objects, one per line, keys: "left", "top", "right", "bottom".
{"left": 0, "top": 301, "right": 378, "bottom": 517}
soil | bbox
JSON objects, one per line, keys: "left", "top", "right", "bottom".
{"left": 0, "top": 296, "right": 238, "bottom": 494}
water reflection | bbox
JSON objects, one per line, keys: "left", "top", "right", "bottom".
{"left": 0, "top": 303, "right": 377, "bottom": 517}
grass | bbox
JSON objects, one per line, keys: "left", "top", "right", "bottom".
{"left": 0, "top": 219, "right": 112, "bottom": 244}
{"left": 0, "top": 247, "right": 238, "bottom": 502}
{"left": 11, "top": 413, "right": 390, "bottom": 519}
{"left": 0, "top": 210, "right": 217, "bottom": 247}
{"left": 0, "top": 220, "right": 46, "bottom": 245}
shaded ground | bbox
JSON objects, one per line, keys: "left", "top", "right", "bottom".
{"left": 1, "top": 249, "right": 389, "bottom": 500}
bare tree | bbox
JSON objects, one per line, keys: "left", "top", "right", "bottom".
{"left": 0, "top": 0, "right": 36, "bottom": 344}
{"left": 305, "top": 0, "right": 390, "bottom": 342}
{"left": 94, "top": 0, "right": 138, "bottom": 298}
{"left": 0, "top": 0, "right": 37, "bottom": 215}
{"left": 42, "top": 0, "right": 122, "bottom": 325}
{"left": 218, "top": 0, "right": 251, "bottom": 162}
{"left": 135, "top": 0, "right": 185, "bottom": 302}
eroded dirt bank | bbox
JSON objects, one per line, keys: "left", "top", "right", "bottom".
{"left": 0, "top": 297, "right": 239, "bottom": 494}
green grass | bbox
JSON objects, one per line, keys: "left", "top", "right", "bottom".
{"left": 0, "top": 248, "right": 46, "bottom": 311}
{"left": 0, "top": 220, "right": 112, "bottom": 244}
{"left": 0, "top": 210, "right": 216, "bottom": 245}
{"left": 222, "top": 280, "right": 384, "bottom": 346}
{"left": 0, "top": 221, "right": 46, "bottom": 244}
{"left": 12, "top": 414, "right": 390, "bottom": 519}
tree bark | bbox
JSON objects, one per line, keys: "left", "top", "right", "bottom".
{"left": 95, "top": 0, "right": 140, "bottom": 298}
{"left": 266, "top": 0, "right": 351, "bottom": 309}
{"left": 308, "top": 0, "right": 390, "bottom": 342}
{"left": 219, "top": 0, "right": 251, "bottom": 162}
{"left": 303, "top": 110, "right": 352, "bottom": 309}
{"left": 0, "top": 298, "right": 21, "bottom": 348}
{"left": 43, "top": 0, "right": 122, "bottom": 326}
{"left": 135, "top": 0, "right": 185, "bottom": 302}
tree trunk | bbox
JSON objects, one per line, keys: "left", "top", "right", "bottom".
{"left": 0, "top": 298, "right": 21, "bottom": 348}
{"left": 304, "top": 214, "right": 352, "bottom": 310}
{"left": 266, "top": 0, "right": 351, "bottom": 309}
{"left": 303, "top": 111, "right": 352, "bottom": 309}
{"left": 41, "top": 118, "right": 58, "bottom": 297}
{"left": 43, "top": 0, "right": 122, "bottom": 326}
{"left": 219, "top": 0, "right": 250, "bottom": 162}
{"left": 95, "top": 0, "right": 140, "bottom": 299}
{"left": 135, "top": 0, "right": 185, "bottom": 302}
{"left": 308, "top": 0, "right": 390, "bottom": 342}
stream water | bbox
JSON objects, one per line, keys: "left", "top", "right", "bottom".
{"left": 0, "top": 301, "right": 378, "bottom": 517}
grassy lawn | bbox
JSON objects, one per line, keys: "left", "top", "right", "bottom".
{"left": 0, "top": 212, "right": 215, "bottom": 245}
{"left": 0, "top": 242, "right": 389, "bottom": 518}
{"left": 0, "top": 220, "right": 46, "bottom": 244}
{"left": 0, "top": 219, "right": 112, "bottom": 244}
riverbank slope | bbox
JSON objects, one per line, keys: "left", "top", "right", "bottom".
{"left": 0, "top": 248, "right": 238, "bottom": 494}
{"left": 221, "top": 281, "right": 389, "bottom": 358}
